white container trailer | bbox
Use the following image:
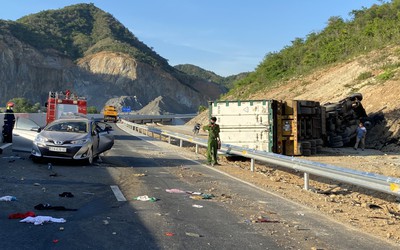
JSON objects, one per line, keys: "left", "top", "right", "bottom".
{"left": 209, "top": 100, "right": 276, "bottom": 152}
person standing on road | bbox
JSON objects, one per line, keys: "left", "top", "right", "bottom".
{"left": 203, "top": 117, "right": 220, "bottom": 166}
{"left": 354, "top": 122, "right": 367, "bottom": 151}
{"left": 2, "top": 102, "right": 15, "bottom": 143}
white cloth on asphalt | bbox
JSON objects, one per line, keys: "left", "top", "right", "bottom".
{"left": 0, "top": 195, "right": 17, "bottom": 201}
{"left": 20, "top": 216, "right": 66, "bottom": 225}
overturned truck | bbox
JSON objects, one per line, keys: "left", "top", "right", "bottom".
{"left": 209, "top": 94, "right": 367, "bottom": 156}
{"left": 323, "top": 93, "right": 368, "bottom": 148}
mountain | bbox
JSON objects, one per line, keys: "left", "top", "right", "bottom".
{"left": 0, "top": 4, "right": 226, "bottom": 113}
{"left": 174, "top": 64, "right": 249, "bottom": 89}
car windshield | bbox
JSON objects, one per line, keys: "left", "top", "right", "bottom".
{"left": 46, "top": 121, "right": 87, "bottom": 133}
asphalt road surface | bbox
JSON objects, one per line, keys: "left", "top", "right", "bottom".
{"left": 0, "top": 124, "right": 397, "bottom": 250}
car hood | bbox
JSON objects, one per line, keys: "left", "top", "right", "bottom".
{"left": 39, "top": 131, "right": 89, "bottom": 142}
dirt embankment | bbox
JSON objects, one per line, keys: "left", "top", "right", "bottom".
{"left": 200, "top": 46, "right": 400, "bottom": 152}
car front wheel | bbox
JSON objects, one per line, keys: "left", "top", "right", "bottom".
{"left": 86, "top": 147, "right": 94, "bottom": 165}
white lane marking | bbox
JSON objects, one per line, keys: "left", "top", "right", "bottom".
{"left": 110, "top": 185, "right": 127, "bottom": 201}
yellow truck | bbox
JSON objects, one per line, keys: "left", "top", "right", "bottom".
{"left": 103, "top": 105, "right": 118, "bottom": 123}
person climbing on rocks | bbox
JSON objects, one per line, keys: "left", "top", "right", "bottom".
{"left": 203, "top": 117, "right": 220, "bottom": 166}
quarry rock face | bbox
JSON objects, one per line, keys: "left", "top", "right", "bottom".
{"left": 0, "top": 34, "right": 223, "bottom": 114}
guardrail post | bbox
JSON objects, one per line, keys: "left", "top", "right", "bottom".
{"left": 168, "top": 136, "right": 171, "bottom": 144}
{"left": 160, "top": 134, "right": 162, "bottom": 140}
{"left": 195, "top": 144, "right": 198, "bottom": 154}
{"left": 251, "top": 158, "right": 255, "bottom": 172}
{"left": 180, "top": 139, "right": 183, "bottom": 147}
{"left": 304, "top": 172, "right": 310, "bottom": 190}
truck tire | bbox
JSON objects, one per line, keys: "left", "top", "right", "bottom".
{"left": 315, "top": 139, "right": 324, "bottom": 146}
{"left": 310, "top": 147, "right": 317, "bottom": 155}
{"left": 349, "top": 93, "right": 363, "bottom": 101}
{"left": 330, "top": 141, "right": 344, "bottom": 148}
{"left": 302, "top": 149, "right": 312, "bottom": 156}
{"left": 325, "top": 104, "right": 338, "bottom": 112}
{"left": 316, "top": 146, "right": 323, "bottom": 153}
{"left": 331, "top": 135, "right": 342, "bottom": 143}
{"left": 301, "top": 141, "right": 311, "bottom": 149}
{"left": 342, "top": 136, "right": 350, "bottom": 145}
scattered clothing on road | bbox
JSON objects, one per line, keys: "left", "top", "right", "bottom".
{"left": 8, "top": 211, "right": 36, "bottom": 219}
{"left": 134, "top": 195, "right": 157, "bottom": 202}
{"left": 165, "top": 189, "right": 186, "bottom": 194}
{"left": 34, "top": 203, "right": 78, "bottom": 211}
{"left": 20, "top": 216, "right": 66, "bottom": 225}
{"left": 0, "top": 195, "right": 17, "bottom": 201}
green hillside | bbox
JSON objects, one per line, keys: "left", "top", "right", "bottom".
{"left": 228, "top": 0, "right": 400, "bottom": 99}
{"left": 7, "top": 3, "right": 167, "bottom": 67}
{"left": 175, "top": 64, "right": 248, "bottom": 89}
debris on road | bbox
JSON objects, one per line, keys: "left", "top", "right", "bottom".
{"left": 192, "top": 204, "right": 203, "bottom": 208}
{"left": 132, "top": 173, "right": 147, "bottom": 177}
{"left": 165, "top": 232, "right": 175, "bottom": 236}
{"left": 201, "top": 194, "right": 214, "bottom": 199}
{"left": 251, "top": 217, "right": 279, "bottom": 223}
{"left": 8, "top": 211, "right": 36, "bottom": 219}
{"left": 59, "top": 192, "right": 74, "bottom": 198}
{"left": 0, "top": 195, "right": 17, "bottom": 201}
{"left": 20, "top": 216, "right": 66, "bottom": 225}
{"left": 189, "top": 193, "right": 215, "bottom": 200}
{"left": 185, "top": 232, "right": 202, "bottom": 237}
{"left": 34, "top": 203, "right": 78, "bottom": 211}
{"left": 166, "top": 188, "right": 186, "bottom": 194}
{"left": 134, "top": 195, "right": 157, "bottom": 202}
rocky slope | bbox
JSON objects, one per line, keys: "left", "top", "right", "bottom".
{"left": 225, "top": 46, "right": 400, "bottom": 151}
{"left": 0, "top": 5, "right": 226, "bottom": 113}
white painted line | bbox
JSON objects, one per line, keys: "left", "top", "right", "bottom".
{"left": 110, "top": 185, "right": 127, "bottom": 201}
{"left": 0, "top": 143, "right": 12, "bottom": 150}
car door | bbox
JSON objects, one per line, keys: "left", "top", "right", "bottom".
{"left": 12, "top": 117, "right": 41, "bottom": 152}
{"left": 95, "top": 121, "right": 114, "bottom": 154}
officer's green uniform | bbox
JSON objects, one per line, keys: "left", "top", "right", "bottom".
{"left": 203, "top": 123, "right": 220, "bottom": 165}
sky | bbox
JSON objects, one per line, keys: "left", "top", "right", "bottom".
{"left": 0, "top": 0, "right": 382, "bottom": 77}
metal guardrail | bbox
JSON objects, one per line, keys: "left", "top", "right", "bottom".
{"left": 121, "top": 119, "right": 400, "bottom": 197}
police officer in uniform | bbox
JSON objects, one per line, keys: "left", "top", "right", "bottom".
{"left": 203, "top": 117, "right": 220, "bottom": 166}
{"left": 2, "top": 102, "right": 15, "bottom": 143}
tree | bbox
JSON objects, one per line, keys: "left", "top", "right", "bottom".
{"left": 87, "top": 106, "right": 98, "bottom": 114}
{"left": 7, "top": 98, "right": 42, "bottom": 113}
{"left": 198, "top": 105, "right": 207, "bottom": 113}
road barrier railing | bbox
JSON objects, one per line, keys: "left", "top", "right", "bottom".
{"left": 121, "top": 119, "right": 400, "bottom": 197}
